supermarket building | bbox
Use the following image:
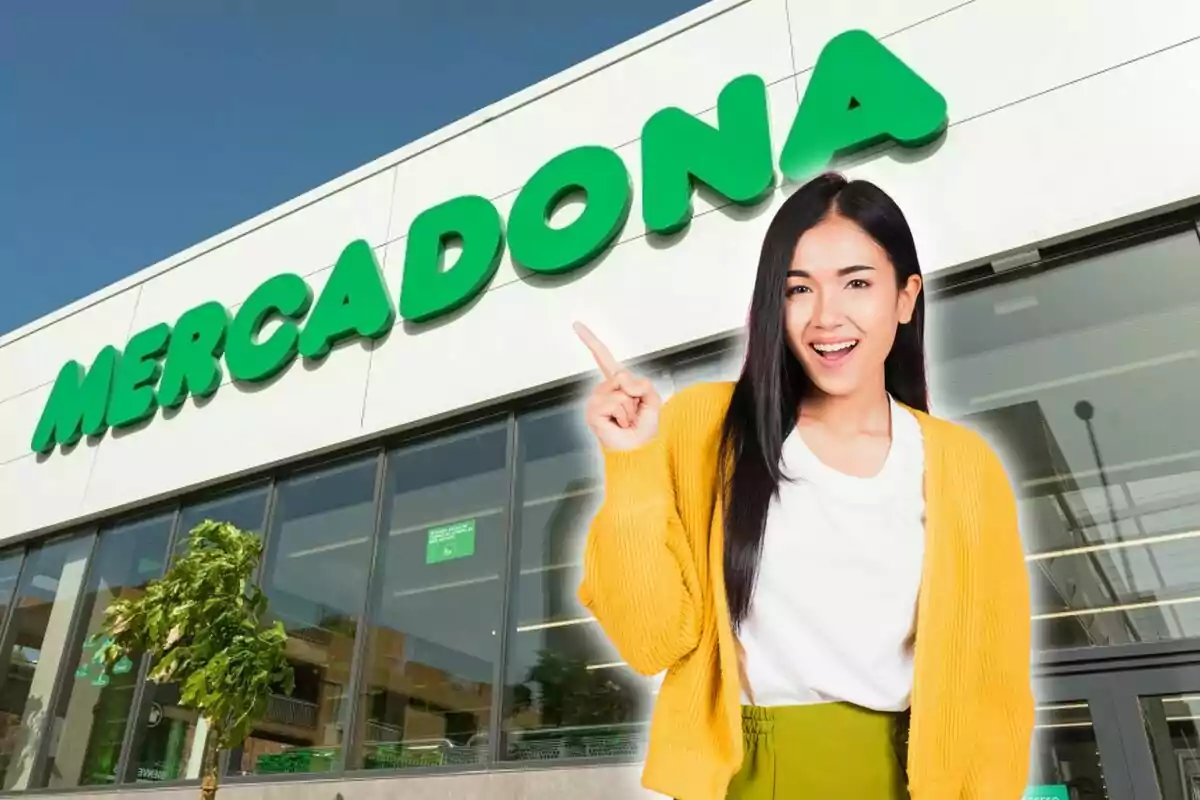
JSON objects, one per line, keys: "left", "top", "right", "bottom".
{"left": 2, "top": 1, "right": 1200, "bottom": 798}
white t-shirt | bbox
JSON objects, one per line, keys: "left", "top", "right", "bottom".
{"left": 738, "top": 396, "right": 926, "bottom": 711}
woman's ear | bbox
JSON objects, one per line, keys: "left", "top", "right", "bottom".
{"left": 897, "top": 274, "right": 923, "bottom": 324}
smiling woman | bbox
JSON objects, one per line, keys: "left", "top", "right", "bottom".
{"left": 574, "top": 173, "right": 1031, "bottom": 800}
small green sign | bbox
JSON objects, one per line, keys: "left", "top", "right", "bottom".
{"left": 92, "top": 672, "right": 111, "bottom": 688}
{"left": 426, "top": 520, "right": 476, "bottom": 565}
{"left": 1024, "top": 785, "right": 1070, "bottom": 800}
{"left": 113, "top": 655, "right": 134, "bottom": 675}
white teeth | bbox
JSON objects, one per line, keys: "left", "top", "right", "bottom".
{"left": 813, "top": 341, "right": 857, "bottom": 353}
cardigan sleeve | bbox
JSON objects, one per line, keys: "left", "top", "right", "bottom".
{"left": 577, "top": 393, "right": 704, "bottom": 676}
{"left": 964, "top": 443, "right": 1036, "bottom": 799}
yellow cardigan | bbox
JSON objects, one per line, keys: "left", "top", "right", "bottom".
{"left": 578, "top": 381, "right": 1034, "bottom": 800}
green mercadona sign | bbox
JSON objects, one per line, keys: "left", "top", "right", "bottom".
{"left": 31, "top": 30, "right": 947, "bottom": 455}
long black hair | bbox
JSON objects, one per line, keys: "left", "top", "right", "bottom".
{"left": 719, "top": 172, "right": 929, "bottom": 630}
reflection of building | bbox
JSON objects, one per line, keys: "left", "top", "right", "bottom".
{"left": 3, "top": 2, "right": 1200, "bottom": 797}
{"left": 961, "top": 402, "right": 1148, "bottom": 648}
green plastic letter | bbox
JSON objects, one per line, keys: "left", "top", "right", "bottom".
{"left": 400, "top": 195, "right": 505, "bottom": 322}
{"left": 641, "top": 74, "right": 775, "bottom": 235}
{"left": 298, "top": 239, "right": 395, "bottom": 360}
{"left": 107, "top": 323, "right": 171, "bottom": 429}
{"left": 779, "top": 30, "right": 947, "bottom": 181}
{"left": 226, "top": 273, "right": 314, "bottom": 383}
{"left": 30, "top": 346, "right": 120, "bottom": 453}
{"left": 507, "top": 145, "right": 632, "bottom": 275}
{"left": 157, "top": 301, "right": 230, "bottom": 409}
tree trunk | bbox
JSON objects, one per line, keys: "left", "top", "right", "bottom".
{"left": 198, "top": 722, "right": 221, "bottom": 800}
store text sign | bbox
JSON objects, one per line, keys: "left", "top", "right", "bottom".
{"left": 32, "top": 30, "right": 947, "bottom": 455}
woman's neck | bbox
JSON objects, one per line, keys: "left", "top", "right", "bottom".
{"left": 798, "top": 385, "right": 892, "bottom": 438}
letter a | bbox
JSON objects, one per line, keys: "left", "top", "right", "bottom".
{"left": 779, "top": 30, "right": 947, "bottom": 181}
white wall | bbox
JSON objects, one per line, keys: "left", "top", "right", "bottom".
{"left": 2, "top": 0, "right": 1200, "bottom": 543}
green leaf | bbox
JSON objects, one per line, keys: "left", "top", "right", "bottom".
{"left": 93, "top": 519, "right": 293, "bottom": 755}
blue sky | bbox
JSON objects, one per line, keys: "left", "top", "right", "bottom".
{"left": 0, "top": 0, "right": 708, "bottom": 336}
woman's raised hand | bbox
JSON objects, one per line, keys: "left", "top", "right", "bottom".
{"left": 574, "top": 322, "right": 662, "bottom": 452}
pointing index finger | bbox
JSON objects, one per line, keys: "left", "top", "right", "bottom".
{"left": 573, "top": 322, "right": 623, "bottom": 379}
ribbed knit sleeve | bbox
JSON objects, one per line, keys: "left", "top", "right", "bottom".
{"left": 963, "top": 444, "right": 1035, "bottom": 799}
{"left": 577, "top": 393, "right": 705, "bottom": 677}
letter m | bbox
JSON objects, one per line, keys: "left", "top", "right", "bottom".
{"left": 30, "top": 346, "right": 120, "bottom": 454}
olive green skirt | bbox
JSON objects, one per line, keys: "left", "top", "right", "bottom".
{"left": 725, "top": 703, "right": 910, "bottom": 799}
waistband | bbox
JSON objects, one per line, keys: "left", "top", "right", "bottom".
{"left": 741, "top": 702, "right": 907, "bottom": 736}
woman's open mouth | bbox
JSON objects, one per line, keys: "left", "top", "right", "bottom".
{"left": 810, "top": 340, "right": 859, "bottom": 363}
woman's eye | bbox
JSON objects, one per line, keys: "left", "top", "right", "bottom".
{"left": 847, "top": 279, "right": 871, "bottom": 289}
{"left": 786, "top": 285, "right": 811, "bottom": 296}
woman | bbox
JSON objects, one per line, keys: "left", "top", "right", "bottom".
{"left": 575, "top": 172, "right": 1033, "bottom": 800}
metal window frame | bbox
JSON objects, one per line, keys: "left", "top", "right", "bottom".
{"left": 220, "top": 476, "right": 280, "bottom": 780}
{"left": 111, "top": 505, "right": 184, "bottom": 786}
{"left": 337, "top": 448, "right": 388, "bottom": 773}
{"left": 487, "top": 411, "right": 522, "bottom": 764}
{"left": 0, "top": 546, "right": 34, "bottom": 700}
{"left": 222, "top": 453, "right": 381, "bottom": 783}
{"left": 26, "top": 527, "right": 102, "bottom": 790}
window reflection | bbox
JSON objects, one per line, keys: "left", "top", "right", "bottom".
{"left": 39, "top": 515, "right": 173, "bottom": 789}
{"left": 0, "top": 555, "right": 22, "bottom": 629}
{"left": 172, "top": 485, "right": 270, "bottom": 558}
{"left": 502, "top": 406, "right": 651, "bottom": 762}
{"left": 928, "top": 230, "right": 1200, "bottom": 648}
{"left": 124, "top": 486, "right": 268, "bottom": 784}
{"left": 1140, "top": 694, "right": 1200, "bottom": 799}
{"left": 0, "top": 535, "right": 93, "bottom": 790}
{"left": 229, "top": 460, "right": 377, "bottom": 776}
{"left": 1030, "top": 702, "right": 1109, "bottom": 798}
{"left": 349, "top": 424, "right": 508, "bottom": 771}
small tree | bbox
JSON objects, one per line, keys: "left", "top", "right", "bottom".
{"left": 97, "top": 520, "right": 294, "bottom": 800}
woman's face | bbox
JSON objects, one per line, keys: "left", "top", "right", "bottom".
{"left": 783, "top": 212, "right": 922, "bottom": 401}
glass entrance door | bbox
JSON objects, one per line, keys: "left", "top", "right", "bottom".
{"left": 1038, "top": 662, "right": 1200, "bottom": 799}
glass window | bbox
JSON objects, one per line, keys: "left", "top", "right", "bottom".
{"left": 173, "top": 484, "right": 270, "bottom": 557}
{"left": 124, "top": 486, "right": 268, "bottom": 785}
{"left": 927, "top": 230, "right": 1200, "bottom": 648}
{"left": 40, "top": 515, "right": 173, "bottom": 789}
{"left": 1029, "top": 701, "right": 1107, "bottom": 798}
{"left": 0, "top": 534, "right": 93, "bottom": 791}
{"left": 0, "top": 553, "right": 23, "bottom": 625}
{"left": 348, "top": 423, "right": 509, "bottom": 771}
{"left": 228, "top": 459, "right": 378, "bottom": 776}
{"left": 501, "top": 405, "right": 652, "bottom": 762}
{"left": 1140, "top": 693, "right": 1200, "bottom": 799}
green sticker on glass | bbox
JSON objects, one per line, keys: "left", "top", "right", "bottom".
{"left": 113, "top": 655, "right": 134, "bottom": 675}
{"left": 92, "top": 672, "right": 111, "bottom": 688}
{"left": 426, "top": 519, "right": 476, "bottom": 565}
{"left": 75, "top": 665, "right": 90, "bottom": 679}
{"left": 1024, "top": 786, "right": 1069, "bottom": 800}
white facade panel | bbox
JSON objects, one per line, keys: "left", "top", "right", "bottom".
{"left": 0, "top": 448, "right": 96, "bottom": 539}
{"left": 381, "top": 0, "right": 793, "bottom": 245}
{"left": 126, "top": 169, "right": 397, "bottom": 334}
{"left": 78, "top": 334, "right": 374, "bottom": 519}
{"left": 865, "top": 35, "right": 1200, "bottom": 273}
{"left": 889, "top": 0, "right": 1200, "bottom": 125}
{"left": 0, "top": 288, "right": 138, "bottom": 403}
{"left": 786, "top": 0, "right": 967, "bottom": 69}
{"left": 440, "top": 78, "right": 799, "bottom": 292}
{"left": 202, "top": 245, "right": 387, "bottom": 396}
{"left": 0, "top": 384, "right": 53, "bottom": 465}
{"left": 1, "top": 0, "right": 1199, "bottom": 545}
{"left": 364, "top": 178, "right": 779, "bottom": 437}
